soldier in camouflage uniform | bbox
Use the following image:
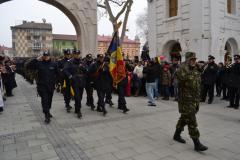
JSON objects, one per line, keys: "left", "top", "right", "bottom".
{"left": 173, "top": 52, "right": 208, "bottom": 152}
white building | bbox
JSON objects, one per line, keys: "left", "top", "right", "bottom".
{"left": 148, "top": 0, "right": 240, "bottom": 62}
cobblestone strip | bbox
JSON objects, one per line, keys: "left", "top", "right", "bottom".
{"left": 21, "top": 82, "right": 89, "bottom": 160}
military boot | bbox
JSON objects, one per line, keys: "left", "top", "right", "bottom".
{"left": 44, "top": 113, "right": 51, "bottom": 124}
{"left": 192, "top": 138, "right": 208, "bottom": 151}
{"left": 77, "top": 111, "right": 82, "bottom": 119}
{"left": 173, "top": 128, "right": 186, "bottom": 143}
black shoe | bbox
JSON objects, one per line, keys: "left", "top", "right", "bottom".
{"left": 49, "top": 113, "right": 53, "bottom": 118}
{"left": 107, "top": 100, "right": 114, "bottom": 106}
{"left": 96, "top": 107, "right": 103, "bottom": 112}
{"left": 44, "top": 114, "right": 51, "bottom": 124}
{"left": 91, "top": 105, "right": 95, "bottom": 111}
{"left": 192, "top": 138, "right": 208, "bottom": 151}
{"left": 86, "top": 102, "right": 91, "bottom": 107}
{"left": 0, "top": 108, "right": 3, "bottom": 113}
{"left": 227, "top": 105, "right": 234, "bottom": 108}
{"left": 173, "top": 129, "right": 186, "bottom": 143}
{"left": 162, "top": 97, "right": 169, "bottom": 101}
{"left": 118, "top": 106, "right": 124, "bottom": 110}
{"left": 77, "top": 112, "right": 82, "bottom": 119}
{"left": 103, "top": 110, "right": 107, "bottom": 116}
{"left": 3, "top": 97, "right": 6, "bottom": 101}
{"left": 148, "top": 103, "right": 156, "bottom": 107}
{"left": 234, "top": 105, "right": 239, "bottom": 109}
{"left": 123, "top": 108, "right": 130, "bottom": 114}
{"left": 208, "top": 100, "right": 213, "bottom": 104}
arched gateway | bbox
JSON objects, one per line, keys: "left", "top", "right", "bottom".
{"left": 0, "top": 0, "right": 98, "bottom": 56}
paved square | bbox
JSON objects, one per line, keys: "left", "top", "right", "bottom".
{"left": 0, "top": 75, "right": 240, "bottom": 160}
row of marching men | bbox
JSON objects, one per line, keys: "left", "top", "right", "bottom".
{"left": 25, "top": 49, "right": 129, "bottom": 124}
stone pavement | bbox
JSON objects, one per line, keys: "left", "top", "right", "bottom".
{"left": 0, "top": 74, "right": 240, "bottom": 160}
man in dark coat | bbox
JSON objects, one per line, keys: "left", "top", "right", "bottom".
{"left": 26, "top": 51, "right": 58, "bottom": 124}
{"left": 201, "top": 55, "right": 218, "bottom": 104}
{"left": 57, "top": 49, "right": 72, "bottom": 112}
{"left": 227, "top": 55, "right": 240, "bottom": 109}
{"left": 63, "top": 49, "right": 86, "bottom": 119}
{"left": 89, "top": 54, "right": 111, "bottom": 116}
{"left": 84, "top": 54, "right": 95, "bottom": 111}
{"left": 3, "top": 60, "right": 17, "bottom": 97}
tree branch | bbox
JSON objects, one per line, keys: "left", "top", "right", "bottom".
{"left": 109, "top": 0, "right": 127, "bottom": 6}
{"left": 115, "top": 0, "right": 129, "bottom": 21}
{"left": 97, "top": 4, "right": 106, "bottom": 9}
{"left": 104, "top": 0, "right": 115, "bottom": 22}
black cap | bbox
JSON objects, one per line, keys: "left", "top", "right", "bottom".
{"left": 208, "top": 55, "right": 215, "bottom": 60}
{"left": 42, "top": 51, "right": 50, "bottom": 56}
{"left": 63, "top": 49, "right": 71, "bottom": 55}
{"left": 73, "top": 49, "right": 81, "bottom": 55}
{"left": 234, "top": 54, "right": 240, "bottom": 59}
{"left": 86, "top": 54, "right": 92, "bottom": 59}
{"left": 97, "top": 54, "right": 104, "bottom": 58}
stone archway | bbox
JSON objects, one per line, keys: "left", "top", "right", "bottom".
{"left": 225, "top": 38, "right": 238, "bottom": 56}
{"left": 0, "top": 0, "right": 98, "bottom": 56}
{"left": 162, "top": 40, "right": 182, "bottom": 61}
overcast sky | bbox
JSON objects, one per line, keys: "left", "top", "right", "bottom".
{"left": 0, "top": 0, "right": 147, "bottom": 47}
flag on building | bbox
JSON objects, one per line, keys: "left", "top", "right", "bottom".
{"left": 107, "top": 31, "right": 126, "bottom": 86}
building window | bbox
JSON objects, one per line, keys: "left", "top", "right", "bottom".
{"left": 227, "top": 0, "right": 236, "bottom": 14}
{"left": 33, "top": 42, "right": 42, "bottom": 50}
{"left": 169, "top": 0, "right": 178, "bottom": 17}
{"left": 27, "top": 36, "right": 31, "bottom": 40}
{"left": 42, "top": 36, "right": 46, "bottom": 41}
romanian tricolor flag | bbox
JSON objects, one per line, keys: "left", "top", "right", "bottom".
{"left": 107, "top": 31, "right": 126, "bottom": 86}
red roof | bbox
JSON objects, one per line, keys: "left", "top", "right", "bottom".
{"left": 53, "top": 34, "right": 77, "bottom": 41}
{"left": 53, "top": 34, "right": 140, "bottom": 44}
{"left": 0, "top": 45, "right": 12, "bottom": 52}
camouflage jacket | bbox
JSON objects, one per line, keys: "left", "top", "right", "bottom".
{"left": 176, "top": 62, "right": 201, "bottom": 114}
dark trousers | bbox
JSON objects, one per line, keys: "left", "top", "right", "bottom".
{"left": 176, "top": 113, "right": 200, "bottom": 138}
{"left": 97, "top": 89, "right": 107, "bottom": 112}
{"left": 222, "top": 83, "right": 228, "bottom": 99}
{"left": 5, "top": 84, "right": 13, "bottom": 96}
{"left": 117, "top": 84, "right": 127, "bottom": 109}
{"left": 72, "top": 85, "right": 84, "bottom": 113}
{"left": 105, "top": 88, "right": 112, "bottom": 102}
{"left": 38, "top": 89, "right": 54, "bottom": 114}
{"left": 228, "top": 87, "right": 240, "bottom": 107}
{"left": 162, "top": 85, "right": 170, "bottom": 98}
{"left": 85, "top": 82, "right": 94, "bottom": 105}
{"left": 63, "top": 80, "right": 71, "bottom": 106}
{"left": 216, "top": 81, "right": 222, "bottom": 96}
{"left": 201, "top": 84, "right": 214, "bottom": 101}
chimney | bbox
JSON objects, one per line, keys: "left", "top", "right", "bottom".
{"left": 23, "top": 20, "right": 27, "bottom": 24}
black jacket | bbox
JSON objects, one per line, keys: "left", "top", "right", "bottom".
{"left": 26, "top": 59, "right": 58, "bottom": 91}
{"left": 202, "top": 62, "right": 218, "bottom": 85}
{"left": 89, "top": 61, "right": 112, "bottom": 90}
{"left": 63, "top": 58, "right": 87, "bottom": 88}
{"left": 143, "top": 65, "right": 157, "bottom": 83}
{"left": 228, "top": 63, "right": 240, "bottom": 88}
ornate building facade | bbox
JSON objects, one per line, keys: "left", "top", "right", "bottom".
{"left": 11, "top": 21, "right": 53, "bottom": 57}
{"left": 148, "top": 0, "right": 240, "bottom": 62}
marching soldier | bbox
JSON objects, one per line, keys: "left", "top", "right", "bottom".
{"left": 201, "top": 55, "right": 218, "bottom": 104}
{"left": 26, "top": 51, "right": 58, "bottom": 124}
{"left": 173, "top": 52, "right": 208, "bottom": 152}
{"left": 63, "top": 49, "right": 86, "bottom": 118}
{"left": 84, "top": 54, "right": 95, "bottom": 111}
{"left": 57, "top": 49, "right": 72, "bottom": 112}
{"left": 227, "top": 54, "right": 240, "bottom": 109}
{"left": 89, "top": 54, "right": 110, "bottom": 116}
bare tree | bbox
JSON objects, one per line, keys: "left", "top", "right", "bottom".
{"left": 136, "top": 8, "right": 148, "bottom": 43}
{"left": 97, "top": 0, "right": 133, "bottom": 44}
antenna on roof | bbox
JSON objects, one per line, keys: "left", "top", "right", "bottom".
{"left": 42, "top": 18, "right": 46, "bottom": 23}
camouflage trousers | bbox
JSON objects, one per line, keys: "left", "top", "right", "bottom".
{"left": 176, "top": 113, "right": 200, "bottom": 138}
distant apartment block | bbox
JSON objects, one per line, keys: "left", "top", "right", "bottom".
{"left": 11, "top": 21, "right": 53, "bottom": 57}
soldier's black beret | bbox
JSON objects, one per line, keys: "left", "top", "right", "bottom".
{"left": 234, "top": 54, "right": 240, "bottom": 59}
{"left": 63, "top": 49, "right": 71, "bottom": 55}
{"left": 97, "top": 54, "right": 104, "bottom": 58}
{"left": 208, "top": 55, "right": 215, "bottom": 60}
{"left": 42, "top": 51, "right": 50, "bottom": 56}
{"left": 86, "top": 54, "right": 92, "bottom": 59}
{"left": 73, "top": 49, "right": 81, "bottom": 54}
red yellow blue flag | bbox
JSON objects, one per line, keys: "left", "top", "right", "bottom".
{"left": 107, "top": 31, "right": 126, "bottom": 86}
